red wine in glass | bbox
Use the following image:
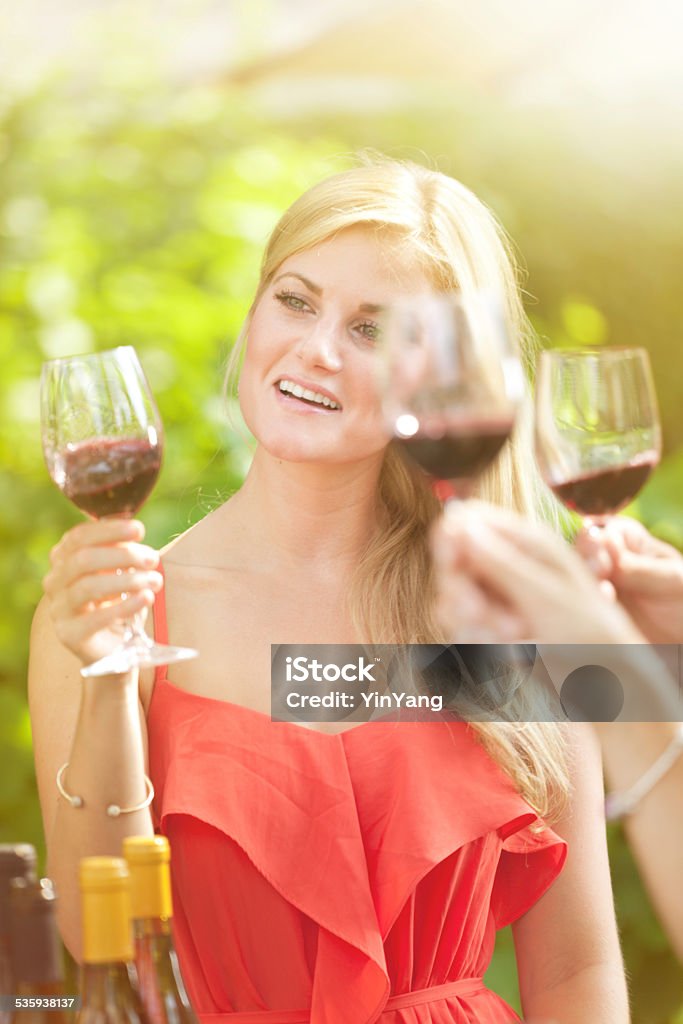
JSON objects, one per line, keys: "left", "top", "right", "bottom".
{"left": 41, "top": 346, "right": 198, "bottom": 677}
{"left": 379, "top": 293, "right": 522, "bottom": 500}
{"left": 62, "top": 437, "right": 162, "bottom": 518}
{"left": 549, "top": 452, "right": 659, "bottom": 517}
{"left": 535, "top": 347, "right": 661, "bottom": 524}
{"left": 394, "top": 415, "right": 515, "bottom": 498}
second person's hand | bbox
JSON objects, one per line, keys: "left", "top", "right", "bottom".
{"left": 431, "top": 502, "right": 645, "bottom": 645}
{"left": 575, "top": 516, "right": 683, "bottom": 644}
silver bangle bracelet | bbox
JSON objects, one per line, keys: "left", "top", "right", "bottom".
{"left": 605, "top": 723, "right": 683, "bottom": 822}
{"left": 56, "top": 762, "right": 155, "bottom": 819}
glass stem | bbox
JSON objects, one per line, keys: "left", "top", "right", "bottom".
{"left": 122, "top": 613, "right": 153, "bottom": 648}
{"left": 585, "top": 515, "right": 609, "bottom": 538}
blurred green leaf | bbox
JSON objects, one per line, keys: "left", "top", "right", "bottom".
{"left": 561, "top": 298, "right": 608, "bottom": 347}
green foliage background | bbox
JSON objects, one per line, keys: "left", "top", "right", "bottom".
{"left": 1, "top": 68, "right": 681, "bottom": 1022}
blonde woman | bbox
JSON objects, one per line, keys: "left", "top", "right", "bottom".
{"left": 30, "top": 159, "right": 632, "bottom": 1022}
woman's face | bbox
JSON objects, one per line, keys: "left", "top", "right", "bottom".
{"left": 238, "top": 227, "right": 430, "bottom": 465}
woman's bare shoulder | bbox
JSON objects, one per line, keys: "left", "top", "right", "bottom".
{"left": 139, "top": 507, "right": 239, "bottom": 711}
{"left": 158, "top": 515, "right": 215, "bottom": 567}
{"left": 159, "top": 499, "right": 248, "bottom": 572}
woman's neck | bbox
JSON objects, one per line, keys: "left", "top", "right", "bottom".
{"left": 224, "top": 446, "right": 384, "bottom": 573}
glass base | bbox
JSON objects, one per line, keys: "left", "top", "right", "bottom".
{"left": 80, "top": 639, "right": 198, "bottom": 678}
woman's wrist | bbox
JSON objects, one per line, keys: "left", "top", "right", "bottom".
{"left": 598, "top": 723, "right": 683, "bottom": 821}
{"left": 81, "top": 670, "right": 139, "bottom": 704}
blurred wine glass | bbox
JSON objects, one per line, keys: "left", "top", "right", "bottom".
{"left": 535, "top": 347, "right": 661, "bottom": 525}
{"left": 378, "top": 292, "right": 524, "bottom": 501}
{"left": 41, "top": 346, "right": 198, "bottom": 677}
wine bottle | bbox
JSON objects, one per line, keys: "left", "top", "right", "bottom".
{"left": 76, "top": 858, "right": 149, "bottom": 1024}
{"left": 8, "top": 878, "right": 68, "bottom": 1024}
{"left": 122, "top": 838, "right": 198, "bottom": 1024}
{"left": 0, "top": 845, "right": 37, "bottom": 1021}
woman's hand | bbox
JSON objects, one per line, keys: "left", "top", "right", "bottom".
{"left": 431, "top": 502, "right": 644, "bottom": 645}
{"left": 575, "top": 517, "right": 683, "bottom": 643}
{"left": 42, "top": 518, "right": 163, "bottom": 667}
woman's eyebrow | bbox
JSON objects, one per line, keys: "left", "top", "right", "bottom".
{"left": 272, "top": 273, "right": 385, "bottom": 314}
{"left": 272, "top": 272, "right": 322, "bottom": 295}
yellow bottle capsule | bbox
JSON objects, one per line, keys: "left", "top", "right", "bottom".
{"left": 123, "top": 837, "right": 172, "bottom": 922}
{"left": 80, "top": 858, "right": 132, "bottom": 966}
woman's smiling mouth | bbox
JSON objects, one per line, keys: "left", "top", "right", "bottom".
{"left": 276, "top": 379, "right": 342, "bottom": 411}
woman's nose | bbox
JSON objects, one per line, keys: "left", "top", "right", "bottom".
{"left": 294, "top": 320, "right": 343, "bottom": 373}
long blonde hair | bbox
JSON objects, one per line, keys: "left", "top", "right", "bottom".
{"left": 225, "top": 156, "right": 569, "bottom": 822}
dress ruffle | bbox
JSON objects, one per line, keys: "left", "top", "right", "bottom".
{"left": 149, "top": 681, "right": 566, "bottom": 1024}
{"left": 340, "top": 719, "right": 566, "bottom": 940}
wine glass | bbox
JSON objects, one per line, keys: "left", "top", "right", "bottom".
{"left": 378, "top": 292, "right": 524, "bottom": 501}
{"left": 534, "top": 347, "right": 662, "bottom": 525}
{"left": 41, "top": 346, "right": 198, "bottom": 677}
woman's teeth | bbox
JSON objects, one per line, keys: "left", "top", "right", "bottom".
{"left": 278, "top": 380, "right": 340, "bottom": 409}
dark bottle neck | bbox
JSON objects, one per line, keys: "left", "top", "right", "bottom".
{"left": 10, "top": 913, "right": 64, "bottom": 988}
{"left": 15, "top": 981, "right": 65, "bottom": 996}
{"left": 1, "top": 937, "right": 12, "bottom": 989}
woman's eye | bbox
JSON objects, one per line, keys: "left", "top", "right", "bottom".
{"left": 355, "top": 320, "right": 381, "bottom": 344}
{"left": 275, "top": 290, "right": 310, "bottom": 313}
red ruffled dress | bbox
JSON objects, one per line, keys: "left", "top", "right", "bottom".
{"left": 148, "top": 587, "right": 567, "bottom": 1024}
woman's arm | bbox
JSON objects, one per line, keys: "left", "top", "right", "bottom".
{"left": 575, "top": 519, "right": 683, "bottom": 958}
{"left": 28, "top": 519, "right": 162, "bottom": 960}
{"left": 594, "top": 720, "right": 683, "bottom": 962}
{"left": 512, "top": 724, "right": 630, "bottom": 1023}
